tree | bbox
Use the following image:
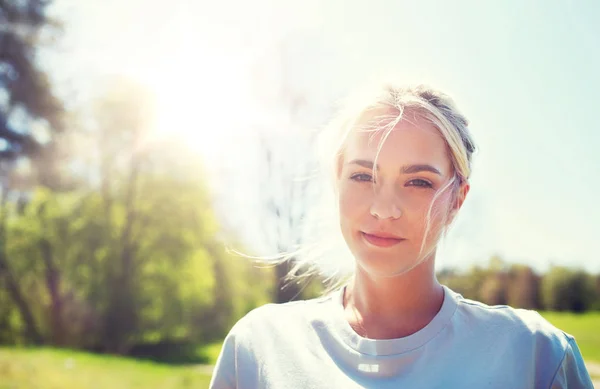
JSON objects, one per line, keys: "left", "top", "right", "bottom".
{"left": 541, "top": 266, "right": 596, "bottom": 312}
{"left": 0, "top": 186, "right": 43, "bottom": 344}
{"left": 479, "top": 273, "right": 507, "bottom": 306}
{"left": 252, "top": 38, "right": 325, "bottom": 303}
{"left": 1, "top": 78, "right": 275, "bottom": 352}
{"left": 0, "top": 0, "right": 64, "bottom": 181}
{"left": 438, "top": 263, "right": 491, "bottom": 302}
{"left": 594, "top": 274, "right": 600, "bottom": 311}
{"left": 0, "top": 0, "right": 65, "bottom": 346}
{"left": 258, "top": 132, "right": 319, "bottom": 303}
{"left": 89, "top": 79, "right": 156, "bottom": 353}
{"left": 507, "top": 264, "right": 541, "bottom": 310}
{"left": 74, "top": 78, "right": 273, "bottom": 353}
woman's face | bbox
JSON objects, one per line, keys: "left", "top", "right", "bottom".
{"left": 337, "top": 109, "right": 467, "bottom": 277}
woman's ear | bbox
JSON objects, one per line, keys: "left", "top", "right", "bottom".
{"left": 448, "top": 182, "right": 470, "bottom": 224}
{"left": 455, "top": 182, "right": 470, "bottom": 211}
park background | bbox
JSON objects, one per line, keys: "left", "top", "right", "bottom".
{"left": 0, "top": 0, "right": 599, "bottom": 387}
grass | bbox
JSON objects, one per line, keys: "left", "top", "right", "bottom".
{"left": 197, "top": 341, "right": 223, "bottom": 365}
{"left": 0, "top": 347, "right": 212, "bottom": 389}
{"left": 540, "top": 311, "right": 600, "bottom": 364}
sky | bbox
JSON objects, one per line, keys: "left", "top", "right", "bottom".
{"left": 44, "top": 0, "right": 600, "bottom": 273}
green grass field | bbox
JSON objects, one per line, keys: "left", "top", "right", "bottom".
{"left": 540, "top": 311, "right": 600, "bottom": 364}
{"left": 0, "top": 347, "right": 212, "bottom": 389}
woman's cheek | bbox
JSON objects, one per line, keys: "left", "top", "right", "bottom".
{"left": 417, "top": 200, "right": 451, "bottom": 239}
{"left": 338, "top": 183, "right": 371, "bottom": 220}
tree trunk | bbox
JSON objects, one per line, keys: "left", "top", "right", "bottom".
{"left": 103, "top": 151, "right": 141, "bottom": 354}
{"left": 39, "top": 235, "right": 64, "bottom": 345}
{"left": 0, "top": 255, "right": 43, "bottom": 344}
{"left": 0, "top": 190, "right": 43, "bottom": 344}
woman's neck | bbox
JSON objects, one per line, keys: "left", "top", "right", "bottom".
{"left": 343, "top": 256, "right": 444, "bottom": 339}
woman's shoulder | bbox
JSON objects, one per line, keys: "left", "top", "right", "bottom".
{"left": 449, "top": 288, "right": 574, "bottom": 355}
{"left": 446, "top": 289, "right": 593, "bottom": 387}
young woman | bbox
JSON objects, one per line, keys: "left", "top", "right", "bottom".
{"left": 209, "top": 83, "right": 594, "bottom": 388}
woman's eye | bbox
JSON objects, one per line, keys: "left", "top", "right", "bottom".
{"left": 408, "top": 179, "right": 433, "bottom": 188}
{"left": 350, "top": 173, "right": 373, "bottom": 182}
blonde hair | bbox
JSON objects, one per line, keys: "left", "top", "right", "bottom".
{"left": 258, "top": 81, "right": 477, "bottom": 298}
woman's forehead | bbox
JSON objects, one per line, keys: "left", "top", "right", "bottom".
{"left": 344, "top": 114, "right": 452, "bottom": 175}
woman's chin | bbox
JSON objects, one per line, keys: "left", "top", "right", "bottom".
{"left": 355, "top": 255, "right": 418, "bottom": 278}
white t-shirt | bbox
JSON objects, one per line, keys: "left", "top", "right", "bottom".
{"left": 209, "top": 285, "right": 594, "bottom": 388}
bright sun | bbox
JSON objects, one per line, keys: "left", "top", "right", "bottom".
{"left": 147, "top": 57, "right": 250, "bottom": 156}
{"left": 132, "top": 27, "right": 257, "bottom": 160}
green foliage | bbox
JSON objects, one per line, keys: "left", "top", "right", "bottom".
{"left": 438, "top": 257, "right": 600, "bottom": 312}
{"left": 0, "top": 0, "right": 66, "bottom": 190}
{"left": 541, "top": 267, "right": 597, "bottom": 312}
{"left": 197, "top": 341, "right": 225, "bottom": 366}
{"left": 0, "top": 287, "right": 23, "bottom": 343}
{"left": 594, "top": 275, "right": 600, "bottom": 311}
{"left": 506, "top": 264, "right": 541, "bottom": 310}
{"left": 0, "top": 79, "right": 276, "bottom": 358}
{"left": 1, "top": 178, "right": 272, "bottom": 350}
{"left": 438, "top": 256, "right": 509, "bottom": 305}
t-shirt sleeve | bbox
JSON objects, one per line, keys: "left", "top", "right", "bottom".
{"left": 209, "top": 327, "right": 238, "bottom": 389}
{"left": 549, "top": 338, "right": 594, "bottom": 389}
{"left": 209, "top": 313, "right": 260, "bottom": 389}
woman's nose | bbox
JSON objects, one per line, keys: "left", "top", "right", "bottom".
{"left": 369, "top": 185, "right": 402, "bottom": 220}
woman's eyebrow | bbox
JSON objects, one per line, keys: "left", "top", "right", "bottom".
{"left": 401, "top": 164, "right": 442, "bottom": 176}
{"left": 348, "top": 159, "right": 442, "bottom": 176}
{"left": 348, "top": 159, "right": 375, "bottom": 169}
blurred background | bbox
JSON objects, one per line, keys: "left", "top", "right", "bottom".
{"left": 0, "top": 0, "right": 599, "bottom": 387}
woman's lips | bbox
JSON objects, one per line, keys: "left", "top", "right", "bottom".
{"left": 361, "top": 232, "right": 406, "bottom": 247}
